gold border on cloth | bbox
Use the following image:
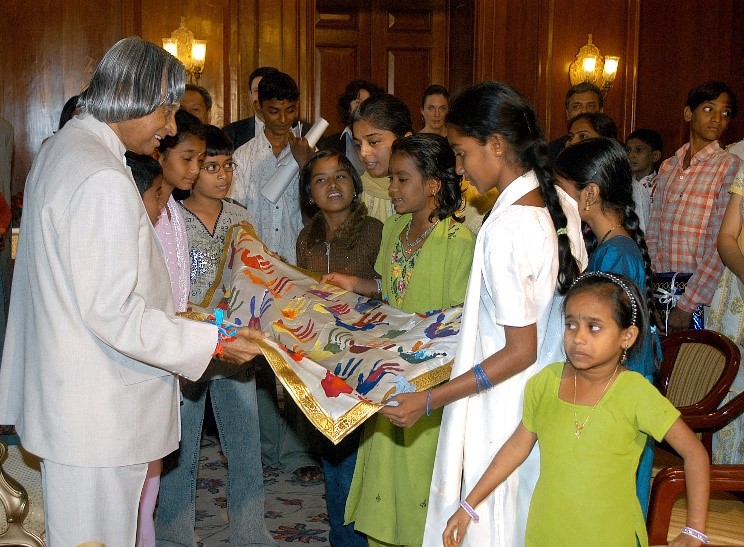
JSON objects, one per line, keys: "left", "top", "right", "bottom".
{"left": 258, "top": 339, "right": 452, "bottom": 445}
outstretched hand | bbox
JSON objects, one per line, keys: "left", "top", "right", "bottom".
{"left": 379, "top": 390, "right": 428, "bottom": 428}
{"left": 219, "top": 327, "right": 268, "bottom": 365}
{"left": 322, "top": 272, "right": 358, "bottom": 292}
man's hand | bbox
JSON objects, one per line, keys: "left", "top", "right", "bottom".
{"left": 219, "top": 327, "right": 268, "bottom": 365}
{"left": 666, "top": 307, "right": 693, "bottom": 334}
{"left": 288, "top": 132, "right": 314, "bottom": 168}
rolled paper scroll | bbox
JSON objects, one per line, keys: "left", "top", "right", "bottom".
{"left": 260, "top": 118, "right": 330, "bottom": 203}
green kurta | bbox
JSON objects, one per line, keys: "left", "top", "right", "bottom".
{"left": 522, "top": 363, "right": 680, "bottom": 546}
{"left": 345, "top": 214, "right": 475, "bottom": 546}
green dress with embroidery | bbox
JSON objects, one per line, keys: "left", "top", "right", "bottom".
{"left": 345, "top": 213, "right": 475, "bottom": 546}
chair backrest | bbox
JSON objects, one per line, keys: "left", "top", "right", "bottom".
{"left": 659, "top": 329, "right": 740, "bottom": 414}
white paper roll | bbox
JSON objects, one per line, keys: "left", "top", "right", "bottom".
{"left": 260, "top": 118, "right": 330, "bottom": 203}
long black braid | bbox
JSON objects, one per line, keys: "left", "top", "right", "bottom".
{"left": 448, "top": 81, "right": 581, "bottom": 293}
{"left": 554, "top": 137, "right": 659, "bottom": 335}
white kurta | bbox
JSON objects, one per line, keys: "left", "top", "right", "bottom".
{"left": 0, "top": 115, "right": 217, "bottom": 468}
{"left": 424, "top": 172, "right": 587, "bottom": 546}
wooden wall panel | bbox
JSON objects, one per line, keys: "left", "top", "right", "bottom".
{"left": 230, "top": 0, "right": 308, "bottom": 124}
{"left": 448, "top": 0, "right": 475, "bottom": 95}
{"left": 1, "top": 1, "right": 124, "bottom": 193}
{"left": 474, "top": 0, "right": 541, "bottom": 105}
{"left": 636, "top": 0, "right": 744, "bottom": 159}
{"left": 387, "top": 48, "right": 433, "bottom": 130}
{"left": 473, "top": 0, "right": 638, "bottom": 142}
{"left": 314, "top": 46, "right": 366, "bottom": 132}
{"left": 5, "top": 0, "right": 742, "bottom": 198}
{"left": 138, "top": 0, "right": 230, "bottom": 127}
{"left": 541, "top": 0, "right": 632, "bottom": 140}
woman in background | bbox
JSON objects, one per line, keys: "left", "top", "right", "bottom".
{"left": 419, "top": 84, "right": 450, "bottom": 137}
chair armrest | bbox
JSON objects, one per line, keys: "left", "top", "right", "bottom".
{"left": 647, "top": 465, "right": 744, "bottom": 545}
{"left": 682, "top": 391, "right": 744, "bottom": 431}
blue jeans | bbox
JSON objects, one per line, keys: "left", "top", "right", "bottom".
{"left": 155, "top": 368, "right": 275, "bottom": 546}
{"left": 322, "top": 430, "right": 367, "bottom": 547}
{"left": 255, "top": 356, "right": 320, "bottom": 472}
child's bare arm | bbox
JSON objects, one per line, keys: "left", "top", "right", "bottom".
{"left": 321, "top": 272, "right": 379, "bottom": 297}
{"left": 663, "top": 418, "right": 710, "bottom": 546}
{"left": 443, "top": 423, "right": 537, "bottom": 546}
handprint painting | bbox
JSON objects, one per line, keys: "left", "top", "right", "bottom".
{"left": 188, "top": 224, "right": 461, "bottom": 443}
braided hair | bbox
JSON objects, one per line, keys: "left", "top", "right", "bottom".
{"left": 554, "top": 137, "right": 658, "bottom": 334}
{"left": 447, "top": 81, "right": 581, "bottom": 293}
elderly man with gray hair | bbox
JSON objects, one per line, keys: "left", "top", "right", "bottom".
{"left": 0, "top": 37, "right": 265, "bottom": 545}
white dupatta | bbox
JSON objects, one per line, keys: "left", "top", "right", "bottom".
{"left": 424, "top": 175, "right": 587, "bottom": 547}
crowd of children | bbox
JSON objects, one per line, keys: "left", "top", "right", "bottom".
{"left": 110, "top": 73, "right": 743, "bottom": 546}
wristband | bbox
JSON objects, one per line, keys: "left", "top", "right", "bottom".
{"left": 460, "top": 500, "right": 479, "bottom": 523}
{"left": 209, "top": 308, "right": 238, "bottom": 358}
{"left": 375, "top": 278, "right": 382, "bottom": 295}
{"left": 680, "top": 527, "right": 709, "bottom": 544}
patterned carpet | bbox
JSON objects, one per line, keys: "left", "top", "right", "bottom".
{"left": 194, "top": 434, "right": 330, "bottom": 546}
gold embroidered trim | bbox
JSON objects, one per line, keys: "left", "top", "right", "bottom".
{"left": 258, "top": 339, "right": 452, "bottom": 444}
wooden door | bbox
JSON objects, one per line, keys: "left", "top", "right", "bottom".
{"left": 311, "top": 0, "right": 449, "bottom": 135}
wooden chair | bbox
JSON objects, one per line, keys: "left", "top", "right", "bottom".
{"left": 648, "top": 330, "right": 744, "bottom": 545}
{"left": 0, "top": 440, "right": 44, "bottom": 546}
{"left": 657, "top": 329, "right": 741, "bottom": 457}
{"left": 648, "top": 464, "right": 744, "bottom": 546}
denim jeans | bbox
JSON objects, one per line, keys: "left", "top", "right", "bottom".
{"left": 322, "top": 429, "right": 367, "bottom": 547}
{"left": 255, "top": 356, "right": 320, "bottom": 472}
{"left": 155, "top": 368, "right": 276, "bottom": 546}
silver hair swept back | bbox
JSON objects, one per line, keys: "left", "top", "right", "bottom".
{"left": 79, "top": 36, "right": 186, "bottom": 123}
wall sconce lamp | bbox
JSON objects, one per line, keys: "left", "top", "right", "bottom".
{"left": 568, "top": 34, "right": 619, "bottom": 95}
{"left": 163, "top": 17, "right": 207, "bottom": 83}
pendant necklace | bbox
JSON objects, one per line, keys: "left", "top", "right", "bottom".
{"left": 404, "top": 219, "right": 439, "bottom": 250}
{"left": 573, "top": 362, "right": 619, "bottom": 438}
{"left": 597, "top": 224, "right": 620, "bottom": 247}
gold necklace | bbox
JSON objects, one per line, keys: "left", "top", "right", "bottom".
{"left": 597, "top": 224, "right": 620, "bottom": 247}
{"left": 572, "top": 362, "right": 619, "bottom": 438}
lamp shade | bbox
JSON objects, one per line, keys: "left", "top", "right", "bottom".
{"left": 191, "top": 40, "right": 206, "bottom": 73}
{"left": 568, "top": 34, "right": 620, "bottom": 94}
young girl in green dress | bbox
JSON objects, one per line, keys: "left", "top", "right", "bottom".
{"left": 324, "top": 133, "right": 475, "bottom": 546}
{"left": 443, "top": 272, "right": 710, "bottom": 547}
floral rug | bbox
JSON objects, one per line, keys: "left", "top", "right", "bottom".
{"left": 194, "top": 434, "right": 330, "bottom": 545}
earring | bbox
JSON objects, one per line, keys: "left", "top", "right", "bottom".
{"left": 308, "top": 198, "right": 314, "bottom": 205}
{"left": 584, "top": 201, "right": 590, "bottom": 211}
{"left": 620, "top": 346, "right": 628, "bottom": 364}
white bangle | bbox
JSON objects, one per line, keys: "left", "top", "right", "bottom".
{"left": 459, "top": 499, "right": 479, "bottom": 523}
{"left": 681, "top": 526, "right": 709, "bottom": 544}
{"left": 375, "top": 278, "right": 382, "bottom": 295}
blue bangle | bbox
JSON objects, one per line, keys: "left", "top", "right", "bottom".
{"left": 473, "top": 363, "right": 493, "bottom": 393}
{"left": 425, "top": 388, "right": 433, "bottom": 417}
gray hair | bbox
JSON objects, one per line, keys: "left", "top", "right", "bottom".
{"left": 79, "top": 37, "right": 186, "bottom": 123}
